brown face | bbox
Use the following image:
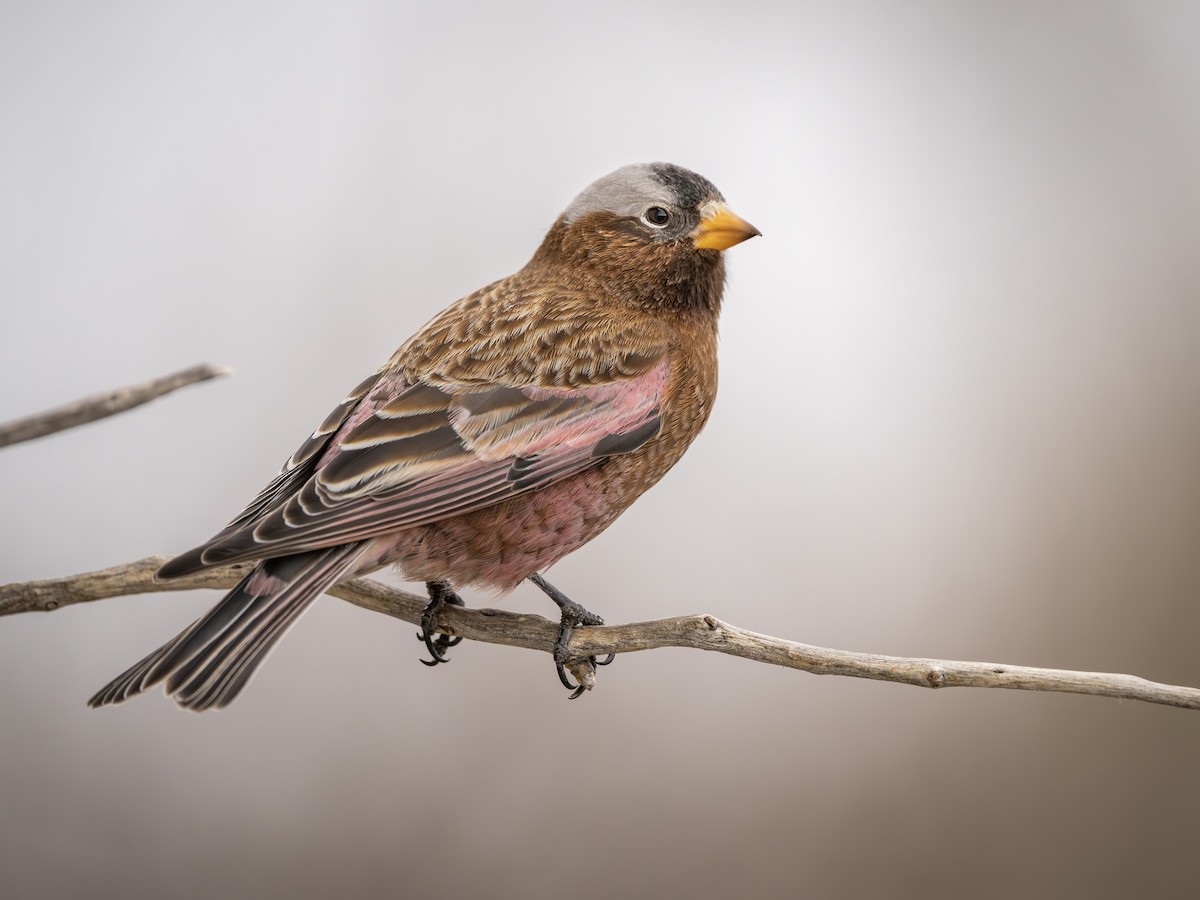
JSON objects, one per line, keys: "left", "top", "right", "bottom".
{"left": 550, "top": 163, "right": 760, "bottom": 312}
{"left": 554, "top": 210, "right": 729, "bottom": 314}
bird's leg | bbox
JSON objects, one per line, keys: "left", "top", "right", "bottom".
{"left": 417, "top": 581, "right": 465, "bottom": 666}
{"left": 528, "top": 573, "right": 615, "bottom": 699}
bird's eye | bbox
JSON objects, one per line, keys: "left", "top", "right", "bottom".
{"left": 643, "top": 206, "right": 671, "bottom": 227}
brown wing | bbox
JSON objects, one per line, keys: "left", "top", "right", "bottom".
{"left": 164, "top": 354, "right": 668, "bottom": 574}
{"left": 222, "top": 372, "right": 384, "bottom": 531}
{"left": 158, "top": 372, "right": 383, "bottom": 578}
{"left": 160, "top": 276, "right": 676, "bottom": 578}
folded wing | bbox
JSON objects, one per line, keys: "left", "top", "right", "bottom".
{"left": 161, "top": 353, "right": 669, "bottom": 576}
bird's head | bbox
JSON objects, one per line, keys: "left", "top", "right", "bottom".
{"left": 563, "top": 162, "right": 760, "bottom": 252}
{"left": 537, "top": 162, "right": 760, "bottom": 313}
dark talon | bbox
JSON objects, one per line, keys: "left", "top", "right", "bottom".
{"left": 556, "top": 662, "right": 577, "bottom": 691}
{"left": 418, "top": 581, "right": 465, "bottom": 666}
{"left": 529, "top": 572, "right": 611, "bottom": 697}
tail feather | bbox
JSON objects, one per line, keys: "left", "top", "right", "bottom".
{"left": 166, "top": 549, "right": 357, "bottom": 710}
{"left": 156, "top": 552, "right": 327, "bottom": 693}
{"left": 86, "top": 630, "right": 192, "bottom": 708}
{"left": 89, "top": 542, "right": 368, "bottom": 711}
{"left": 175, "top": 584, "right": 318, "bottom": 710}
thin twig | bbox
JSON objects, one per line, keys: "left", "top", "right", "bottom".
{"left": 0, "top": 364, "right": 233, "bottom": 448}
{"left": 2, "top": 557, "right": 1197, "bottom": 710}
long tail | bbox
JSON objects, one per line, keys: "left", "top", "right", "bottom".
{"left": 89, "top": 542, "right": 369, "bottom": 711}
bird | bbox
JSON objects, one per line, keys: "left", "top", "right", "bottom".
{"left": 88, "top": 162, "right": 759, "bottom": 710}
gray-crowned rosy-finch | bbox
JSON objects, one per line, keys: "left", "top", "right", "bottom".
{"left": 90, "top": 162, "right": 759, "bottom": 710}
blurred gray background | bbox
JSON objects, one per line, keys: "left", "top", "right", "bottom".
{"left": 2, "top": 1, "right": 1198, "bottom": 897}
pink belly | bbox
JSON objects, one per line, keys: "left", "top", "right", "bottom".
{"left": 354, "top": 466, "right": 625, "bottom": 593}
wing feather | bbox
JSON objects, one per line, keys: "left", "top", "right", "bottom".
{"left": 163, "top": 336, "right": 670, "bottom": 576}
{"left": 157, "top": 372, "right": 383, "bottom": 579}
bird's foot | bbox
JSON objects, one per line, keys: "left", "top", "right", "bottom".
{"left": 417, "top": 581, "right": 465, "bottom": 666}
{"left": 528, "top": 573, "right": 615, "bottom": 699}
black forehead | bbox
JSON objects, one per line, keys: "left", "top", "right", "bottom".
{"left": 650, "top": 163, "right": 724, "bottom": 208}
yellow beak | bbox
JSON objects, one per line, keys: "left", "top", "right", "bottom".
{"left": 692, "top": 203, "right": 761, "bottom": 251}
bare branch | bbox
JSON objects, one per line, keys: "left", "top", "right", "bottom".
{"left": 3, "top": 557, "right": 1198, "bottom": 711}
{"left": 0, "top": 363, "right": 233, "bottom": 448}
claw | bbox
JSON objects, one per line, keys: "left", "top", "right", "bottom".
{"left": 417, "top": 634, "right": 456, "bottom": 666}
{"left": 418, "top": 582, "right": 465, "bottom": 666}
{"left": 528, "top": 573, "right": 613, "bottom": 698}
{"left": 556, "top": 661, "right": 577, "bottom": 691}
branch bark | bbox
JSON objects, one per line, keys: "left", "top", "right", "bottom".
{"left": 4, "top": 557, "right": 1198, "bottom": 710}
{"left": 0, "top": 363, "right": 232, "bottom": 448}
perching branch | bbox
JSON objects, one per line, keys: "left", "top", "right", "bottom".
{"left": 0, "top": 363, "right": 232, "bottom": 448}
{"left": 4, "top": 556, "right": 1199, "bottom": 710}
